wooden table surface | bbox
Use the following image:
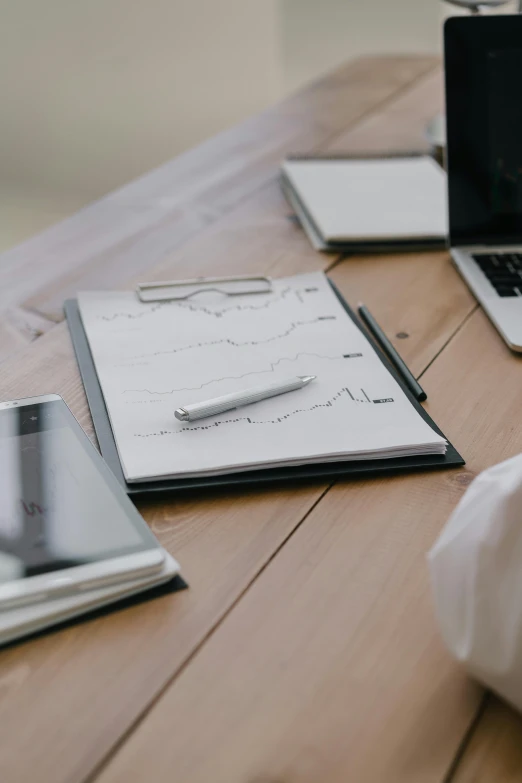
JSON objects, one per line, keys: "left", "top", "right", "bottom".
{"left": 1, "top": 55, "right": 522, "bottom": 783}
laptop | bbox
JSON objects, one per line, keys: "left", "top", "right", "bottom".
{"left": 445, "top": 15, "right": 522, "bottom": 351}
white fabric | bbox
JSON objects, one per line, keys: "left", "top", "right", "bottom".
{"left": 429, "top": 453, "right": 522, "bottom": 712}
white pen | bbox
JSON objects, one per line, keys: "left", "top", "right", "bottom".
{"left": 174, "top": 375, "right": 316, "bottom": 422}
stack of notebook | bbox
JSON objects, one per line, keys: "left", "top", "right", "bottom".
{"left": 281, "top": 155, "right": 447, "bottom": 252}
{"left": 0, "top": 554, "right": 181, "bottom": 646}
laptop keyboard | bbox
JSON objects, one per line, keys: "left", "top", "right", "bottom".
{"left": 472, "top": 253, "right": 522, "bottom": 297}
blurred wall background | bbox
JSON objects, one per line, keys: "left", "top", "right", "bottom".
{"left": 0, "top": 0, "right": 517, "bottom": 251}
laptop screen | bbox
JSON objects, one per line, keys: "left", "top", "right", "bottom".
{"left": 445, "top": 15, "right": 522, "bottom": 246}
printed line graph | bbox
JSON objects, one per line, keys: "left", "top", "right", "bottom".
{"left": 98, "top": 285, "right": 319, "bottom": 322}
{"left": 122, "top": 351, "right": 364, "bottom": 396}
{"left": 99, "top": 302, "right": 164, "bottom": 322}
{"left": 122, "top": 316, "right": 338, "bottom": 363}
{"left": 76, "top": 272, "right": 429, "bottom": 483}
{"left": 172, "top": 286, "right": 295, "bottom": 318}
{"left": 134, "top": 386, "right": 393, "bottom": 438}
{"left": 295, "top": 286, "right": 319, "bottom": 304}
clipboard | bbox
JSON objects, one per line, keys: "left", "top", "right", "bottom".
{"left": 64, "top": 279, "right": 464, "bottom": 496}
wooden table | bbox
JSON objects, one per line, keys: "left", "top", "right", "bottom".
{"left": 1, "top": 55, "right": 522, "bottom": 783}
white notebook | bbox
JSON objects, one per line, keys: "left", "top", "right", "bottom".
{"left": 77, "top": 272, "right": 446, "bottom": 482}
{"left": 0, "top": 551, "right": 179, "bottom": 647}
{"left": 282, "top": 156, "right": 447, "bottom": 243}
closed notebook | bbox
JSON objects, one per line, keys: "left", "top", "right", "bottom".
{"left": 281, "top": 156, "right": 447, "bottom": 245}
{"left": 0, "top": 551, "right": 181, "bottom": 646}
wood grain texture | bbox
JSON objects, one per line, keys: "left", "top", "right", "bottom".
{"left": 449, "top": 696, "right": 522, "bottom": 783}
{"left": 423, "top": 311, "right": 522, "bottom": 783}
{"left": 0, "top": 481, "right": 328, "bottom": 783}
{"left": 92, "top": 279, "right": 522, "bottom": 783}
{"left": 21, "top": 61, "right": 442, "bottom": 325}
{"left": 95, "top": 475, "right": 483, "bottom": 783}
{"left": 328, "top": 252, "right": 475, "bottom": 377}
{"left": 0, "top": 307, "right": 55, "bottom": 364}
{"left": 326, "top": 67, "right": 443, "bottom": 155}
{"left": 0, "top": 57, "right": 439, "bottom": 382}
{"left": 25, "top": 181, "right": 332, "bottom": 322}
{"left": 0, "top": 54, "right": 487, "bottom": 783}
{"left": 0, "top": 231, "right": 475, "bottom": 783}
{"left": 2, "top": 56, "right": 436, "bottom": 322}
{"left": 0, "top": 224, "right": 334, "bottom": 783}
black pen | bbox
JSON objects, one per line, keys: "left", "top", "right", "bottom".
{"left": 357, "top": 304, "right": 427, "bottom": 403}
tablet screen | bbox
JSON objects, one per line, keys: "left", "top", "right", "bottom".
{"left": 0, "top": 398, "right": 158, "bottom": 582}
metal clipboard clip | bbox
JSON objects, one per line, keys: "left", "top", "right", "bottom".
{"left": 136, "top": 275, "right": 273, "bottom": 302}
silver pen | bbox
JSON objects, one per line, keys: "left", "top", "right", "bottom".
{"left": 175, "top": 375, "right": 316, "bottom": 422}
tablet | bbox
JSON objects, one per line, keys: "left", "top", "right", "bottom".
{"left": 0, "top": 394, "right": 165, "bottom": 609}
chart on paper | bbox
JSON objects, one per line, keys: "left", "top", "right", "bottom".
{"left": 77, "top": 272, "right": 446, "bottom": 481}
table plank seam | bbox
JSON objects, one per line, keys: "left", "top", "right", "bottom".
{"left": 1, "top": 55, "right": 477, "bottom": 783}
{"left": 324, "top": 61, "right": 438, "bottom": 147}
{"left": 444, "top": 691, "right": 491, "bottom": 783}
{"left": 323, "top": 254, "right": 347, "bottom": 274}
{"left": 298, "top": 60, "right": 439, "bottom": 150}
{"left": 83, "top": 481, "right": 336, "bottom": 783}
{"left": 283, "top": 61, "right": 439, "bottom": 172}
{"left": 417, "top": 304, "right": 479, "bottom": 382}
{"left": 0, "top": 306, "right": 59, "bottom": 368}
{"left": 20, "top": 303, "right": 63, "bottom": 326}
{"left": 84, "top": 259, "right": 472, "bottom": 782}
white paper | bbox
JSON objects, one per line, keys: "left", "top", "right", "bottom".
{"left": 78, "top": 272, "right": 446, "bottom": 481}
{"left": 283, "top": 157, "right": 447, "bottom": 242}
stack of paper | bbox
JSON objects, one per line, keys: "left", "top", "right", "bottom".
{"left": 0, "top": 552, "right": 179, "bottom": 646}
{"left": 77, "top": 272, "right": 446, "bottom": 483}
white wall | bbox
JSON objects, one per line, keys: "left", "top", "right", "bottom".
{"left": 280, "top": 0, "right": 439, "bottom": 94}
{"left": 3, "top": 0, "right": 517, "bottom": 251}
{"left": 0, "top": 0, "right": 282, "bottom": 202}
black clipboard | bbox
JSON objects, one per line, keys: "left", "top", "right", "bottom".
{"left": 64, "top": 280, "right": 464, "bottom": 496}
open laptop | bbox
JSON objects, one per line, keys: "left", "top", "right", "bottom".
{"left": 445, "top": 15, "right": 522, "bottom": 351}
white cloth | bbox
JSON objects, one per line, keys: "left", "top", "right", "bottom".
{"left": 428, "top": 453, "right": 522, "bottom": 712}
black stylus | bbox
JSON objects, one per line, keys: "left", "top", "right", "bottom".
{"left": 357, "top": 304, "right": 427, "bottom": 403}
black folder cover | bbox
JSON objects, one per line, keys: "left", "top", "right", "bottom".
{"left": 1, "top": 574, "right": 188, "bottom": 650}
{"left": 64, "top": 281, "right": 464, "bottom": 496}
